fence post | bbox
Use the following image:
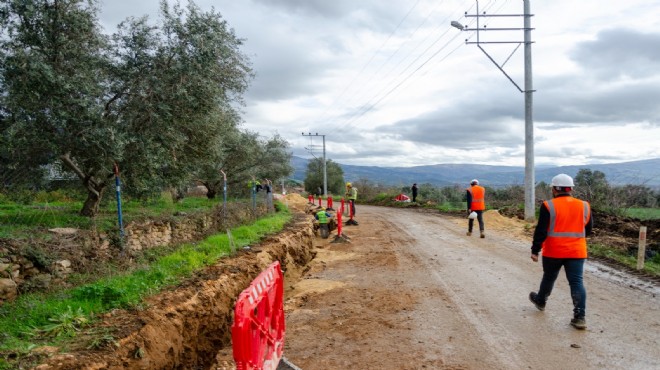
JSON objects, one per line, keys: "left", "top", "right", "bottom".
{"left": 113, "top": 163, "right": 124, "bottom": 239}
{"left": 637, "top": 226, "right": 647, "bottom": 270}
{"left": 220, "top": 170, "right": 227, "bottom": 222}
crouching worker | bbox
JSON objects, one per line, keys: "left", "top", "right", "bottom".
{"left": 314, "top": 207, "right": 336, "bottom": 239}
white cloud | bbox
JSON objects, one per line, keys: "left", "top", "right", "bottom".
{"left": 98, "top": 0, "right": 660, "bottom": 168}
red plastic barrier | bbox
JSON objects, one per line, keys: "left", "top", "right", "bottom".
{"left": 232, "top": 261, "right": 285, "bottom": 370}
{"left": 317, "top": 196, "right": 322, "bottom": 207}
{"left": 308, "top": 194, "right": 313, "bottom": 204}
{"left": 327, "top": 196, "right": 333, "bottom": 210}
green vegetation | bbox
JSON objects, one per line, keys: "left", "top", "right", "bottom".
{"left": 589, "top": 243, "right": 660, "bottom": 275}
{"left": 303, "top": 158, "right": 346, "bottom": 196}
{"left": 0, "top": 0, "right": 292, "bottom": 217}
{"left": 0, "top": 206, "right": 291, "bottom": 355}
{"left": 0, "top": 193, "right": 219, "bottom": 239}
{"left": 624, "top": 208, "right": 660, "bottom": 221}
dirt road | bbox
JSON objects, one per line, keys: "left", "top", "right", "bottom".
{"left": 282, "top": 205, "right": 660, "bottom": 370}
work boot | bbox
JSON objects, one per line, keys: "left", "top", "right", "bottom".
{"left": 570, "top": 317, "right": 587, "bottom": 330}
{"left": 480, "top": 231, "right": 485, "bottom": 238}
{"left": 529, "top": 292, "right": 545, "bottom": 311}
{"left": 466, "top": 231, "right": 472, "bottom": 236}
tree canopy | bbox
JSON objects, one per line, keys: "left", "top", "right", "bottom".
{"left": 0, "top": 0, "right": 291, "bottom": 215}
{"left": 304, "top": 158, "right": 344, "bottom": 196}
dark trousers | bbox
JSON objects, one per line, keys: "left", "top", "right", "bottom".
{"left": 468, "top": 210, "right": 484, "bottom": 232}
{"left": 537, "top": 257, "right": 586, "bottom": 318}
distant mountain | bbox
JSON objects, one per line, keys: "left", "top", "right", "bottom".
{"left": 291, "top": 157, "right": 660, "bottom": 188}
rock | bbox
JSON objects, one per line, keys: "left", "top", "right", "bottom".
{"left": 32, "top": 346, "right": 60, "bottom": 356}
{"left": 0, "top": 278, "right": 18, "bottom": 301}
{"left": 29, "top": 274, "right": 53, "bottom": 290}
{"left": 0, "top": 263, "right": 11, "bottom": 278}
{"left": 51, "top": 260, "right": 73, "bottom": 277}
{"left": 48, "top": 228, "right": 79, "bottom": 235}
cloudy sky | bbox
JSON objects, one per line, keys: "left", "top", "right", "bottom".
{"left": 99, "top": 0, "right": 660, "bottom": 168}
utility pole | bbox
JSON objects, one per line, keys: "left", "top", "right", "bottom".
{"left": 452, "top": 0, "right": 536, "bottom": 222}
{"left": 302, "top": 132, "right": 328, "bottom": 196}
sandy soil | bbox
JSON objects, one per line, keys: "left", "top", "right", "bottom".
{"left": 280, "top": 204, "right": 660, "bottom": 370}
{"left": 31, "top": 195, "right": 660, "bottom": 369}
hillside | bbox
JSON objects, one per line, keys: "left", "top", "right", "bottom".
{"left": 291, "top": 157, "right": 660, "bottom": 187}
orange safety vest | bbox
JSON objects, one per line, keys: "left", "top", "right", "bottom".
{"left": 467, "top": 185, "right": 486, "bottom": 210}
{"left": 541, "top": 196, "right": 591, "bottom": 258}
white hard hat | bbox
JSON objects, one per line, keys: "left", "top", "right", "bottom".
{"left": 551, "top": 173, "right": 574, "bottom": 187}
{"left": 468, "top": 211, "right": 478, "bottom": 219}
{"left": 470, "top": 179, "right": 479, "bottom": 185}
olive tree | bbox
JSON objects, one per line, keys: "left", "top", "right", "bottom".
{"left": 1, "top": 0, "right": 114, "bottom": 213}
{"left": 304, "top": 158, "right": 344, "bottom": 196}
{"left": 196, "top": 130, "right": 293, "bottom": 199}
{"left": 574, "top": 169, "right": 609, "bottom": 209}
{"left": 0, "top": 0, "right": 252, "bottom": 216}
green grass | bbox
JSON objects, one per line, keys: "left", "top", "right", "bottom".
{"left": 0, "top": 194, "right": 219, "bottom": 239}
{"left": 589, "top": 243, "right": 660, "bottom": 276}
{"left": 623, "top": 208, "right": 660, "bottom": 220}
{"left": 436, "top": 202, "right": 467, "bottom": 212}
{"left": 0, "top": 207, "right": 291, "bottom": 355}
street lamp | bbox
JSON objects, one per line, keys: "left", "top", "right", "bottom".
{"left": 450, "top": 21, "right": 464, "bottom": 31}
{"left": 452, "top": 0, "right": 536, "bottom": 222}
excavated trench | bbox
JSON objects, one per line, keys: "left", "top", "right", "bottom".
{"left": 34, "top": 210, "right": 316, "bottom": 370}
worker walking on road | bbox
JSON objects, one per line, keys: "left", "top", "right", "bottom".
{"left": 411, "top": 183, "right": 418, "bottom": 202}
{"left": 345, "top": 182, "right": 358, "bottom": 225}
{"left": 529, "top": 173, "right": 593, "bottom": 330}
{"left": 466, "top": 179, "right": 486, "bottom": 238}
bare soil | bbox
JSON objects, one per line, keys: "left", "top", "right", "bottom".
{"left": 29, "top": 195, "right": 660, "bottom": 369}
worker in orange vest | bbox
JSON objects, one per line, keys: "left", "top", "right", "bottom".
{"left": 466, "top": 179, "right": 486, "bottom": 238}
{"left": 529, "top": 173, "right": 593, "bottom": 330}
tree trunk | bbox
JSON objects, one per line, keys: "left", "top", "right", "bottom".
{"left": 59, "top": 154, "right": 108, "bottom": 218}
{"left": 171, "top": 188, "right": 186, "bottom": 203}
{"left": 80, "top": 185, "right": 105, "bottom": 217}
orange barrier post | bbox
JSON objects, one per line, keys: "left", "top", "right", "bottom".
{"left": 327, "top": 196, "right": 334, "bottom": 210}
{"left": 336, "top": 201, "right": 343, "bottom": 237}
{"left": 318, "top": 196, "right": 322, "bottom": 207}
{"left": 308, "top": 194, "right": 313, "bottom": 204}
{"left": 345, "top": 197, "right": 358, "bottom": 226}
{"left": 232, "top": 261, "right": 285, "bottom": 370}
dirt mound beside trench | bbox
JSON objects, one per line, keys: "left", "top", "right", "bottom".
{"left": 35, "top": 197, "right": 316, "bottom": 370}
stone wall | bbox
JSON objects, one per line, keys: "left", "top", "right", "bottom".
{"left": 0, "top": 204, "right": 268, "bottom": 304}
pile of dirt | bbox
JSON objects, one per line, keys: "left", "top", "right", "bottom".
{"left": 591, "top": 210, "right": 659, "bottom": 254}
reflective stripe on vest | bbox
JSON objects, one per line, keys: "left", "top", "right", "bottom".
{"left": 316, "top": 211, "right": 328, "bottom": 224}
{"left": 467, "top": 185, "right": 485, "bottom": 210}
{"left": 546, "top": 200, "right": 589, "bottom": 238}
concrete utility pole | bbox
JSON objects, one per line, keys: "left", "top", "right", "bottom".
{"left": 302, "top": 132, "right": 328, "bottom": 196}
{"left": 452, "top": 0, "right": 536, "bottom": 222}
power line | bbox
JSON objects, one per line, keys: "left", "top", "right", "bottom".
{"left": 329, "top": 0, "right": 510, "bottom": 132}
{"left": 310, "top": 0, "right": 424, "bottom": 126}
